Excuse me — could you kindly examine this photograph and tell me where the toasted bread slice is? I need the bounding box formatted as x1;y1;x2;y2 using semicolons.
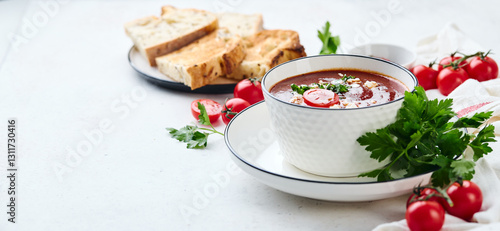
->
125;6;218;66
217;12;263;38
226;30;307;79
161;8;263;38
156;28;245;90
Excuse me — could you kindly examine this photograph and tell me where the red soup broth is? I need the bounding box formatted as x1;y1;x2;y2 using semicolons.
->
269;69;408;108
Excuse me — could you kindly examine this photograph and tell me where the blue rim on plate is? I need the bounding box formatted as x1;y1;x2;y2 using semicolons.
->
127;46;238;94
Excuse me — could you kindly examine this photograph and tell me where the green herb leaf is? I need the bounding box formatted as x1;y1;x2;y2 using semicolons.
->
167;125;198;142
326;83;350;94
341;75;355;82
357;86;496;187
453;111;493;128
318;21;341;55
166;102;224;149
469;124;496;161
291;82;350;95
450;159;476;180
197;102;211;126
290;84;311;95
186;131;209;149
431;166;453;187
357;129;400;162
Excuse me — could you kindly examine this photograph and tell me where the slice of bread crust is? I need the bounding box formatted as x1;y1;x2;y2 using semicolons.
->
161;7;263;39
216;12;263;38
226;30;306;80
156;28;245;90
125;6;218;66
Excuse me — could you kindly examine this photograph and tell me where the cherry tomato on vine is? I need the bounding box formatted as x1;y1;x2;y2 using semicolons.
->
303;89;339;108
221;98;251;124
234;78;264;105
443;180;483;221
438;55;467;71
406;188;443;208
436;66;469;96
191;99;222;123
411;65;439;90
465;56;499;82
406;201;445;231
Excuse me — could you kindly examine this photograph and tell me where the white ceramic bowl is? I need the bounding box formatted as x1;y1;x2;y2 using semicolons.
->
348;43;416;69
261;54;418;177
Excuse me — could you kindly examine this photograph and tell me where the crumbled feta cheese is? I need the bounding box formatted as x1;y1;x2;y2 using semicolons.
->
347;78;361;84
351;83;361;88
330;104;342;109
289;94;303;104
345;102;359;108
364;81;379;89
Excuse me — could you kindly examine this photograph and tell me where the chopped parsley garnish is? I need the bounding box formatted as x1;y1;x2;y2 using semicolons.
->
291;82;350;95
290;74;354;95
341;75;355;82
357;86;496;187
290;84;312;95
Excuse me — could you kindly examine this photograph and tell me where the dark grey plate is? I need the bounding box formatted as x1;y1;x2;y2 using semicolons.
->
128;46;238;94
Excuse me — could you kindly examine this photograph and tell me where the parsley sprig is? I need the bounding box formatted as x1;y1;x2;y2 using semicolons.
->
318;21;341;55
166;102;223;149
357;86;496;187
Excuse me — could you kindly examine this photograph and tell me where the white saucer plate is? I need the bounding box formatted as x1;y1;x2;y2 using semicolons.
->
224;101;432;202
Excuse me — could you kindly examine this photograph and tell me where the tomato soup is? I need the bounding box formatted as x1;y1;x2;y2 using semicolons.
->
269;69;407;108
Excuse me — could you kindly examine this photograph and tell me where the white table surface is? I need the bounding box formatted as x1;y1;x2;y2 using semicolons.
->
1;0;500;230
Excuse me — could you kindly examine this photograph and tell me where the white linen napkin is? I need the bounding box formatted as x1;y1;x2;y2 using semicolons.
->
413;23;484;67
373;24;500;231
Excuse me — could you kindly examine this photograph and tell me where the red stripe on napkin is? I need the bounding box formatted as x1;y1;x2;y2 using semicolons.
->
456;102;492;118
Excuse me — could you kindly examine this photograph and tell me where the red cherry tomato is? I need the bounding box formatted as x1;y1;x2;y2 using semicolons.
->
221;98;251;124
411;65;439;90
406;201;445;231
438;56;467;71
443;180;483;221
465;56;499;82
234;78;264;105
191;99;222;123
406;188;443;208
436;67;469;96
302;89;339;108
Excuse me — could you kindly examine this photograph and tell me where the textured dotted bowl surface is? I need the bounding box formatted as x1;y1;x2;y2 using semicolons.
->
261;54;418;177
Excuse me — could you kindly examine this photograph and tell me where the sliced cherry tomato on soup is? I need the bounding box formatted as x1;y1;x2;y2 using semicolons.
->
465;55;499;82
436;66;469;96
406;201;445;231
443;180;483;221
191;99;222;123
303;89;339;108
234;78;264;105
221;98;251;124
